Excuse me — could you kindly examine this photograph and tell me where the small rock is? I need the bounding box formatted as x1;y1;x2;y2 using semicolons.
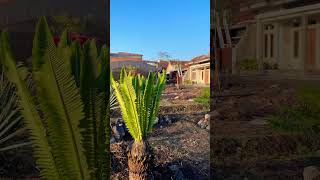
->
112;126;120;140
206;125;210;130
116;120;126;138
211;110;220;118
169;164;179;172
174;169;185;180
174;96;179;99
154;117;159;124
110;137;116;144
165;116;171;124
304;166;320;180
200;123;207;129
197;120;204;126
205;114;210;121
270;84;279;88
188;99;194;102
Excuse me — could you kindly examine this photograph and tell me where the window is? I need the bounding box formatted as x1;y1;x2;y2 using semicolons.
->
270;34;274;58
191;71;196;81
293;31;299;58
201;71;204;80
264;34;268;58
264;25;275;59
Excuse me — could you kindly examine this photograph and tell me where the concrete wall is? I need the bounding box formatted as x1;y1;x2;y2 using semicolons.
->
235;23;257;63
278;23;303;71
185;63;210;85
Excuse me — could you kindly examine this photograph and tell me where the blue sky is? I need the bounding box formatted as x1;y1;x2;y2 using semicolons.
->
110;0;209;61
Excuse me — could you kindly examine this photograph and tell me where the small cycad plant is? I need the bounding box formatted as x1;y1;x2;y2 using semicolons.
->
111;68;166;180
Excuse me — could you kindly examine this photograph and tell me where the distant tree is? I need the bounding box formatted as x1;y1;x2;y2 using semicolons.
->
158;51;171;61
50;14;96;35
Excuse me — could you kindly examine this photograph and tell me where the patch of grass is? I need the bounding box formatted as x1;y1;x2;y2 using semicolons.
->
267;86;320;135
184;80;192;85
195;87;210;106
237;58;258;71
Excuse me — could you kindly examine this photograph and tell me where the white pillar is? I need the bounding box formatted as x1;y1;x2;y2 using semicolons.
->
301;15;308;72
256;19;263;70
317;24;320;69
274;22;280;64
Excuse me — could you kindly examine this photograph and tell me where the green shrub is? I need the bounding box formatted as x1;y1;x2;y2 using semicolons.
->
262;61;273;70
238;58;258;70
184;80;192;85
195;87;210;105
267;86;320;135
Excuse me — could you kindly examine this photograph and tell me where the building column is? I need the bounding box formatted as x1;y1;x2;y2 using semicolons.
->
256;18;263;70
317;24;320;69
301;15;308;72
274;22;280;64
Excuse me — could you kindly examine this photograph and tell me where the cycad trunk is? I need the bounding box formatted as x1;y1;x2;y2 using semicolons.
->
127;140;153;180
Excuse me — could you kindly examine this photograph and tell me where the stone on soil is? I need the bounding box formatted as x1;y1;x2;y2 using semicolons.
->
304;166;320;180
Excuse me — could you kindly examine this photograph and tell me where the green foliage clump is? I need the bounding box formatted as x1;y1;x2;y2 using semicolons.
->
51;14;96;35
268;86;320;135
184;80;192;85
111;68;166;141
0;67;30;152
0;17;110;179
195;87;210;105
238;58;258;71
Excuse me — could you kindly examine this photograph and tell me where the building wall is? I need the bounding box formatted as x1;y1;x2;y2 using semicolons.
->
235;23;257;63
234;2;320;73
185;63;210;85
110;53;143;62
111;56;142;62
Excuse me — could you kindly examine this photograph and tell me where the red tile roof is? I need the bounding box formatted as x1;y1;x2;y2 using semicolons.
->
169;60;188;65
115;52;142;56
191;55;210;63
159;60;169;69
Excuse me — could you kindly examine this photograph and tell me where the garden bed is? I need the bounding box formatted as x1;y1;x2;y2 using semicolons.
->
211;77;320;179
111;86;210;179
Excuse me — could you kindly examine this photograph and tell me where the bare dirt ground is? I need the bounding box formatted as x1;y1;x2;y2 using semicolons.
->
111;85;210;180
211;76;320;180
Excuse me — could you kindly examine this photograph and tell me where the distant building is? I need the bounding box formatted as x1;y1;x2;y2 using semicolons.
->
227;0;320;73
110;52;143;62
110;52;159;79
166;60;188;73
158;60;169;70
184;55;210;85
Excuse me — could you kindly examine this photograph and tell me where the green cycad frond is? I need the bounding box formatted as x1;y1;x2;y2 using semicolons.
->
0;31;61;179
67;37;110;179
69;41;82;87
1;17;111;180
0;66;30;152
111;68;166;141
32;17;90;179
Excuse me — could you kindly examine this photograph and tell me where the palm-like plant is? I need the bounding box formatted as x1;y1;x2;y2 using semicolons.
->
111;68;166;180
0;66;31;152
0;17;110;179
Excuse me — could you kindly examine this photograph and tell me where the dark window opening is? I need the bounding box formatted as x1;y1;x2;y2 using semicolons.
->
294;31;299;58
264;34;268;58
270;34;274;58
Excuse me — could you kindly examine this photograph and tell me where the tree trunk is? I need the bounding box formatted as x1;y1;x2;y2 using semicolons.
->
127;140;154;180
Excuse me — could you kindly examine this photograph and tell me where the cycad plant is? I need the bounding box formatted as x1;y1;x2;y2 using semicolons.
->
0;17;110;179
0;66;30;152
111;68;166;180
